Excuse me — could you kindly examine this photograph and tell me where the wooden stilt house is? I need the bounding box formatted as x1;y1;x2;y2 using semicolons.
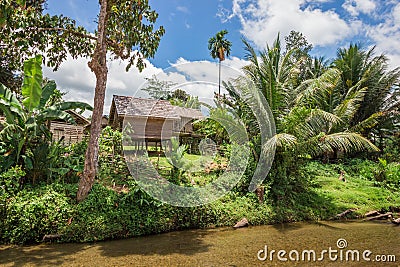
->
108;95;203;152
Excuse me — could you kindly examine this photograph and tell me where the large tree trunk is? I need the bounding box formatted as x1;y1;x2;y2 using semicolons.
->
77;0;109;202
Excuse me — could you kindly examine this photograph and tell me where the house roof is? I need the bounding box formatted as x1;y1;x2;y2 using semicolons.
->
173;106;204;119
111;95;203;120
65;110;91;126
1;111;89;126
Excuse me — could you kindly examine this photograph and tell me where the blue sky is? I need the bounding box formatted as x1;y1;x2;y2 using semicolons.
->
46;0;246;68
43;0;400;113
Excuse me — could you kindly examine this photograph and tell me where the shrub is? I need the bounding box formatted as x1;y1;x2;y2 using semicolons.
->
1;186;73;244
49;141;87;184
0;166;26;197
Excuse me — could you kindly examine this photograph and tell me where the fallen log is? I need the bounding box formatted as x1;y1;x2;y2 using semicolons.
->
42;234;62;242
332;208;358;219
365;210;380;217
389;215;400;225
233;218;249;228
365;212;392;221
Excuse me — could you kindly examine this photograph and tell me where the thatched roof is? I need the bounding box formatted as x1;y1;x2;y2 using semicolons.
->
0;112;89;126
110;95;203;120
111;95;180;119
66;110;91;126
173;106;204;119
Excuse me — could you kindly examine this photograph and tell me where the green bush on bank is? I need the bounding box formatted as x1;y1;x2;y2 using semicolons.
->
0;181;276;244
60;185;274;243
1;185;74;244
1;159;400;245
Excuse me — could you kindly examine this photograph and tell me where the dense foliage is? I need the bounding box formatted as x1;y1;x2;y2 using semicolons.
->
1;159;399;244
0;55;92;184
222;34;399;203
0;25;399;244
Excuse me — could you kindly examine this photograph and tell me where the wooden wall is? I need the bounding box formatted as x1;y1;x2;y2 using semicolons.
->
50;122;86;145
124;116;175;140
173;117;195;133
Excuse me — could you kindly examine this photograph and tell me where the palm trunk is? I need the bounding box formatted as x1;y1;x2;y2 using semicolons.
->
218;59;221;96
77;0;109;202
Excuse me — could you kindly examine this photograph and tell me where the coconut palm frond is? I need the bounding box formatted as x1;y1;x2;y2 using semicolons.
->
242;36;295;117
305;109;343;135
334;87;367;121
298;133;333;157
350;112;383;133
295;68;341;107
323;132;379;154
283;107;342;139
269;133;297;149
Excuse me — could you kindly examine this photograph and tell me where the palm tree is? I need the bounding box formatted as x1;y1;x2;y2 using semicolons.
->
208;30;232;96
242;36;296;124
333;44;400;135
223;37;379;198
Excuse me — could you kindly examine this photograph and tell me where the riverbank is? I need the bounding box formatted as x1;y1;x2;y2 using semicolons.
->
1;160;399;245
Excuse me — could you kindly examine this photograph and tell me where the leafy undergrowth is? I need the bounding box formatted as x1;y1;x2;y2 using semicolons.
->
1;160;399;245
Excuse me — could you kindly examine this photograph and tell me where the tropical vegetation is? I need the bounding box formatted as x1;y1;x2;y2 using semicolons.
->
0;55;92;184
0;0;399;246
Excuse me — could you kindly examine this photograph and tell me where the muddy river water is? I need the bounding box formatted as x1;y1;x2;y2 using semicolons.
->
0;220;399;266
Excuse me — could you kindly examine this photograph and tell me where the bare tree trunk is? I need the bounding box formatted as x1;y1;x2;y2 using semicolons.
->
77;0;109;202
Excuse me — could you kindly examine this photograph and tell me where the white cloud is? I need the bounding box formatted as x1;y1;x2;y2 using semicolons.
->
226;0;356;49
342;0;376;17
162;57;248;105
305;0;333;2
43;54;162;115
177;6;190;14
365;3;400;69
43;55;249;116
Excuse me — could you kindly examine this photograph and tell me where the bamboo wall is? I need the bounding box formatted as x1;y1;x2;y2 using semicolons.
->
124;116;174;140
50;122;86;145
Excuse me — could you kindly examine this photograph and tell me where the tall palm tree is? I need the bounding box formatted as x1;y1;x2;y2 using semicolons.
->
208;30;232;96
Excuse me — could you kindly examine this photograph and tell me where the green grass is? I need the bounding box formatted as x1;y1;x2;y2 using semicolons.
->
314;172;400;215
139;157;400;218
149;154;227;185
306;160;400;216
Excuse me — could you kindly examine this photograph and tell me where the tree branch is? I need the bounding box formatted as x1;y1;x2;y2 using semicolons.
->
35;27;97;41
35;27;127;57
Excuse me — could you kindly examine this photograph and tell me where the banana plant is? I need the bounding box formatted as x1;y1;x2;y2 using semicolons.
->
0;55;92;174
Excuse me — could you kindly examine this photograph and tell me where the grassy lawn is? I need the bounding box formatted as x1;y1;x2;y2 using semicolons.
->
315;175;400;215
306;161;400;216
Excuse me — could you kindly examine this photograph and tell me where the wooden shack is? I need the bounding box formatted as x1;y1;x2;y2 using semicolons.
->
109;95;179;141
49;110;91;145
173;106;203;134
108;95;203;151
